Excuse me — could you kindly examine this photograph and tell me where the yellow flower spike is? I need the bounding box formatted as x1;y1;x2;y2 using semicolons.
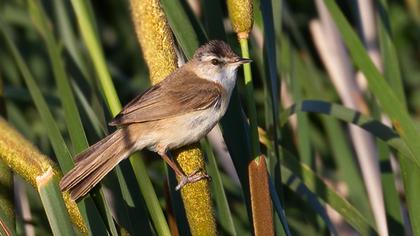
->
0;118;87;235
227;0;254;39
173;144;216;236
130;0;177;84
130;0;216;235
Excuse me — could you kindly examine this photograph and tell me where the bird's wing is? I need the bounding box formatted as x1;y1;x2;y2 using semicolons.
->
109;70;225;126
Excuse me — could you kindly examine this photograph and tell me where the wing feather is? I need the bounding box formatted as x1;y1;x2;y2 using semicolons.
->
109;70;225;126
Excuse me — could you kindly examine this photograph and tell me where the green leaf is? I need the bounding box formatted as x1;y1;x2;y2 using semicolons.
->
280;175;337;235
268;178;292;236
288;27;381;231
160;0;201;59
69;1;168;234
376;0;411;233
202;0;226;40
37;170;75;236
204;141;237;236
288;49;312;170
281;100;412;159
280;99;420;234
71;81;106;137
28;0;88;155
280;99;420;233
281;152;377;234
166;166;191;236
53;0;89;80
1;18;74;173
70;0;121;115
261;0;281;139
239;39;261;159
323;0;420;164
321;115;373;220
1;18;115;236
291;43;374;222
130;156;171;236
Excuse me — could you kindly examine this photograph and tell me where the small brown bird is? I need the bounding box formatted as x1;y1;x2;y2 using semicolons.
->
60;40;251;200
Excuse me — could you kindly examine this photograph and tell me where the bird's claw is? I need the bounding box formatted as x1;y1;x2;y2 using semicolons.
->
175;169;211;190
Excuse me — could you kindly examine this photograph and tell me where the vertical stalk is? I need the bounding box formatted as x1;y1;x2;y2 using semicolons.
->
70;0;121;114
227;0;260;158
239;39;261;158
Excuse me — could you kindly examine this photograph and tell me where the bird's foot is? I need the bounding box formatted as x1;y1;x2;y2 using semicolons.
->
175;169;211;190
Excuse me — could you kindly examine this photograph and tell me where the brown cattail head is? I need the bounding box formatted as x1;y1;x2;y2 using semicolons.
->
248;155;274;236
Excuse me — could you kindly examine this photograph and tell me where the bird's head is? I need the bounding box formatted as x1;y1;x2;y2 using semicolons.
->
189;40;251;89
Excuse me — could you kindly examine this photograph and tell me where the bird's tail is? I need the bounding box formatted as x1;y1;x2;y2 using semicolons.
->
60;129;135;200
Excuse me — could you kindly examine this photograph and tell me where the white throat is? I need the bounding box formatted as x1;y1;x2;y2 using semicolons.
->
194;66;238;98
213;69;237;96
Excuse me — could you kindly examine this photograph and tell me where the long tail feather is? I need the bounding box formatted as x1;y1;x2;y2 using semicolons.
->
60;129;134;200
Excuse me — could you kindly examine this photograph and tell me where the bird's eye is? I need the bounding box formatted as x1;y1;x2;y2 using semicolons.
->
211;59;220;65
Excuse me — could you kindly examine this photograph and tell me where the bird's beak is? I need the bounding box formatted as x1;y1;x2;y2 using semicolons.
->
231;57;253;65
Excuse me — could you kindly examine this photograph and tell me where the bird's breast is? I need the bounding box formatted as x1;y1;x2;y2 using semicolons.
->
146;104;226;152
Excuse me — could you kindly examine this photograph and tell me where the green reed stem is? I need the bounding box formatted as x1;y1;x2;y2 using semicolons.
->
239;38;260;159
70;0;121;115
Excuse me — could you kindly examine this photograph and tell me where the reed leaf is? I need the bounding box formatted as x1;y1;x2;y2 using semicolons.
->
204;141;237;236
377;0;414;233
28;0;88;154
291;42;374;221
281;100;412;159
281;152;377;234
70;0;121;114
323;0;420;164
160;0;201;59
0;20;108;235
260;0;281;160
37;168;76;236
70;1;166;234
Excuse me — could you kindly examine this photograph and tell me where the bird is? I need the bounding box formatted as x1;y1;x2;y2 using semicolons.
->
60;40;252;200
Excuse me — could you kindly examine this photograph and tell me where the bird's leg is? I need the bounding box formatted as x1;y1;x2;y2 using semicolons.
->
158;150;211;190
158;151;185;177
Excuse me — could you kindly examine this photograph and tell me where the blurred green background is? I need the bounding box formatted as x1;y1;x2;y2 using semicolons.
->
1;0;420;235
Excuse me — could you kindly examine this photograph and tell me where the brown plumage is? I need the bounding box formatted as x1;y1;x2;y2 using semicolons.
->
60;74;224;200
60;128;132;199
59;40;251;200
109;69;225;126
